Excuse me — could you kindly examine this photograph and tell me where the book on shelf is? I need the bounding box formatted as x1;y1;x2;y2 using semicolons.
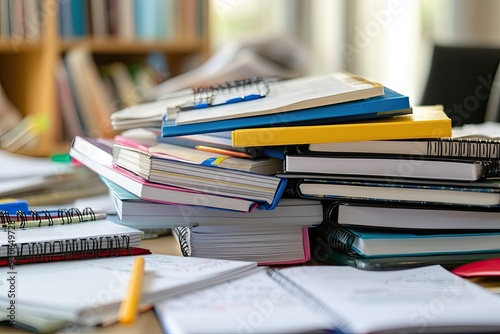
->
324;201;500;230
309;227;500;271
316;221;500;258
111;142;285;207
69;136;267;212
306;135;500;159
284;146;500;181
173;225;312;265
0;82;23;139
0;254;258;327
284;177;500;208
55;59;85;140
104;177;323;229
231;105;452;147
160;87;411;137
155;265;500;334
64;47;115;138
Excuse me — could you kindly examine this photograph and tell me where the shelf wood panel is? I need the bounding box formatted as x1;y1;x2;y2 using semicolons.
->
58;38;205;54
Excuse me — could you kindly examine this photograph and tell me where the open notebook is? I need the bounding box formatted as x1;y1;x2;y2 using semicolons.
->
156;265;500;334
0;254;257;328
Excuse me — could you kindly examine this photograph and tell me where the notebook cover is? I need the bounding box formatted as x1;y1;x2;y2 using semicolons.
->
161;88;410;137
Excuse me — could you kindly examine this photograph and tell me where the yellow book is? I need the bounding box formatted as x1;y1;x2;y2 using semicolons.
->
231;105;451;147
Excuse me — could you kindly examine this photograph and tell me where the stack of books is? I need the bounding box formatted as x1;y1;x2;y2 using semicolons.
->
272;103;500;270
70;71;421;265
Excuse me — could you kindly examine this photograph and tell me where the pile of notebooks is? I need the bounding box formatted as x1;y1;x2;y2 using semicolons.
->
71;70;500;270
70;71;417;265
276;108;500;269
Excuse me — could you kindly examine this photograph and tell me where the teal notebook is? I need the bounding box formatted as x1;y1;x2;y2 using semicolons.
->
309;227;500;270
317;223;500;257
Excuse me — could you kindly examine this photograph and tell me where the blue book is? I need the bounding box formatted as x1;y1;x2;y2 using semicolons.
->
318;223;500;258
134;0;159;39
70;0;87;37
161;88;410;137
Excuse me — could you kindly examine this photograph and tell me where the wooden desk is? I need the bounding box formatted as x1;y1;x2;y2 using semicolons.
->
0;235;182;334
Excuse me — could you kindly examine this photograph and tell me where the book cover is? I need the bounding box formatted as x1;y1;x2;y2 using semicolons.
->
284;147;500;181
161;87;410;137
105;177;323;228
232;105;451;147
324;201;500;230
285;177;500;208
309;226;500;270
167;72;385;125
316;222;500;257
306;136;500;160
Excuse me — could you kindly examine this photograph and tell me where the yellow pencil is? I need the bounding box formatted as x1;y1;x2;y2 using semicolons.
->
118;256;145;324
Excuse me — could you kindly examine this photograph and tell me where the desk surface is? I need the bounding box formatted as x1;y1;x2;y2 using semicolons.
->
0;235;182;334
3;235;500;334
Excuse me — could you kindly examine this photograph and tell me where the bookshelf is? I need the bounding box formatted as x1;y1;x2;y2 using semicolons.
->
0;0;210;157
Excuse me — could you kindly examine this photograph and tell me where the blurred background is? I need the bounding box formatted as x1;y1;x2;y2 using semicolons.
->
209;0;500;105
1;0;500;157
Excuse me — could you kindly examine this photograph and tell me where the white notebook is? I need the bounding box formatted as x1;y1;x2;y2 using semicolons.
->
0;254;257;326
156;265;500;334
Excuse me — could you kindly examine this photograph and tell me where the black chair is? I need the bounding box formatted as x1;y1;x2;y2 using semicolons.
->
420;45;500;126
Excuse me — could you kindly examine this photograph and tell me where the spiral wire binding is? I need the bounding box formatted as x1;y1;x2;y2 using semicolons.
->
267;268;352;333
192;77;270;107
481;159;500;178
2;207;97;228
0;207;130;264
173;226;191;256
316;204;358;257
428;138;500;159
3;235;131;264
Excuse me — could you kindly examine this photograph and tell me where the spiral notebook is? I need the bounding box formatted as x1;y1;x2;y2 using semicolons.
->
110;77;270;131
0;208;144;261
166;77;270;113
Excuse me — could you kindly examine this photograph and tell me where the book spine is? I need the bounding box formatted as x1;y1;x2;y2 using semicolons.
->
428;138;500;159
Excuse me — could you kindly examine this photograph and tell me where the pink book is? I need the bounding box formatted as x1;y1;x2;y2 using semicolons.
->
69;136;258;212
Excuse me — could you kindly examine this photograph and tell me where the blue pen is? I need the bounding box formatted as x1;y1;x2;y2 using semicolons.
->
0;199;29;215
180;77;270;111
